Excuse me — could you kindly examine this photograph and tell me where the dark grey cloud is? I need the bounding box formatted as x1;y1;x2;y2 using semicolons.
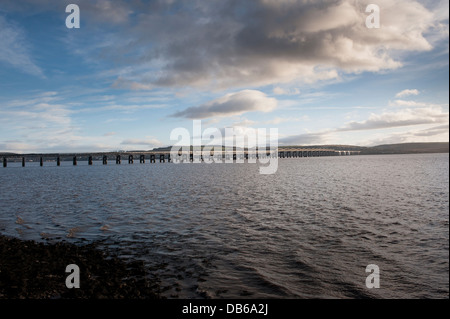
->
5;0;440;90
107;0;441;89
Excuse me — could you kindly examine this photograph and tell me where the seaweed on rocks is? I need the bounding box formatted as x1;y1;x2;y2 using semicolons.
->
0;235;161;299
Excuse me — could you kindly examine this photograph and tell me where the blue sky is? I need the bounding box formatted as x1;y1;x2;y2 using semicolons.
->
0;0;448;153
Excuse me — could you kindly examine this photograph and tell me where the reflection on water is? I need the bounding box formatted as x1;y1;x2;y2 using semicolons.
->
0;153;448;298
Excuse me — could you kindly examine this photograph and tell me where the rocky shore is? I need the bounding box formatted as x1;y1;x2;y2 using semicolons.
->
0;235;161;299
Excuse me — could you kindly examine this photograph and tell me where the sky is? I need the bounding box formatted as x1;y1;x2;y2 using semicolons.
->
0;0;448;153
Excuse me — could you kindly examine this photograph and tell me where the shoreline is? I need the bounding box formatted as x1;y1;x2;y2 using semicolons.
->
0;235;161;299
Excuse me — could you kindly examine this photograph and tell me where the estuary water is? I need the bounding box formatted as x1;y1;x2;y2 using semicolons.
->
0;153;448;298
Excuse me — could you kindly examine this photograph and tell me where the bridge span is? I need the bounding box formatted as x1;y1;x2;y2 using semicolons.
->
2;148;360;167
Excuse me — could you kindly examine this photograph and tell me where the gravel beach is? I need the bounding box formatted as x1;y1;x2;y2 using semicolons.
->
0;235;161;299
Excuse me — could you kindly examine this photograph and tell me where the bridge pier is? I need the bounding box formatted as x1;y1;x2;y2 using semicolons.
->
150;154;156;163
189;153;194;162
160;154;165;163
40;157;44;166
73;156;77;166
140;155;145;164
22;157;25;167
88;156;93;165
3;158;6;168
103;155;108;165
116;155;121;164
129;155;133;164
57;156;61;166
168;154;171;163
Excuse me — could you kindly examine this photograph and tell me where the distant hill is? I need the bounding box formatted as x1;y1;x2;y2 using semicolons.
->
280;142;448;154
280;145;366;151
360;142;449;155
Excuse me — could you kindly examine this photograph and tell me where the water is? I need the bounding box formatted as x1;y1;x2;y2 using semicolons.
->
0;153;448;298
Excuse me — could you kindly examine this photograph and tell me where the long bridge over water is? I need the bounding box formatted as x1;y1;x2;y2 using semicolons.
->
2;148;360;167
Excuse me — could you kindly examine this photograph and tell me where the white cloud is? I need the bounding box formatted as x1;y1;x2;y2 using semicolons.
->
0;92;125;153
364;124;449;146
273;87;301;95
172;90;277;119
120;138;163;149
388;100;431;107
217;126;276;147
0;15;44;77
279;104;449;146
232;118;256;127
395;89;420;98
265;116;309;125
279;132;330;145
338;106;448;131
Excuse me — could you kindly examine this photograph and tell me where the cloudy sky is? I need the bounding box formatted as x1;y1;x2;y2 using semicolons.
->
0;0;448;153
